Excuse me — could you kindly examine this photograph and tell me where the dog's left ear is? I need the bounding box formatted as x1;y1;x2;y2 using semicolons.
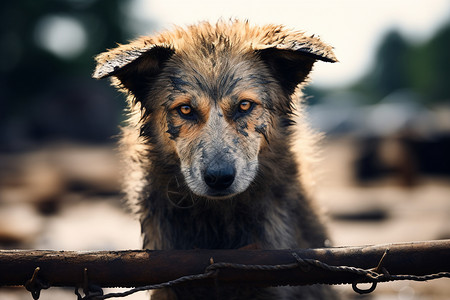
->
256;33;337;95
93;40;175;101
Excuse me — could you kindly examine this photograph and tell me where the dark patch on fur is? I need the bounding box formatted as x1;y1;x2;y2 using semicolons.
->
249;74;273;85
169;76;190;93
255;124;269;144
280;117;296;127
192;73;208;97
237;121;249;137
220;71;242;97
139;121;154;139
166;123;182;140
224;77;241;96
197;139;206;149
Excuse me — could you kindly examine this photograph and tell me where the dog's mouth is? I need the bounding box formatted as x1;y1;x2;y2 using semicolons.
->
180;155;258;201
181;164;246;200
202;189;239;200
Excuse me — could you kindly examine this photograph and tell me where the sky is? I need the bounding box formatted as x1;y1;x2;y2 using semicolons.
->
127;0;450;88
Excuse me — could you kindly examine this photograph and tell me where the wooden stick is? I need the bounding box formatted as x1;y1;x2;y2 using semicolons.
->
1;240;449;289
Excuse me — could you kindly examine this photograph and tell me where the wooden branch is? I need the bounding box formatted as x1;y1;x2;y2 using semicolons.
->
0;240;449;289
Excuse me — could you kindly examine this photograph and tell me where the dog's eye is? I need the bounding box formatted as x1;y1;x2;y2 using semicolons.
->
179;105;192;115
176;104;197;120
238;100;254;113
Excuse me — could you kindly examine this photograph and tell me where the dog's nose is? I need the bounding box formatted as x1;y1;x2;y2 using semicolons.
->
204;164;236;190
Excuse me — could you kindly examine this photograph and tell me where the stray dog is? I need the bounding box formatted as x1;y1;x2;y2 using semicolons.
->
94;20;337;299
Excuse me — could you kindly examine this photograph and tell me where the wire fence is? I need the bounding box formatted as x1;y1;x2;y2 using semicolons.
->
1;240;449;300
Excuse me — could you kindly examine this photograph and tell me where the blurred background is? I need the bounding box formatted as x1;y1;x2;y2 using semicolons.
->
0;0;449;299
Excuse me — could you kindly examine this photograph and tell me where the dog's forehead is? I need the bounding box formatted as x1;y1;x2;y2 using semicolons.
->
163;51;270;102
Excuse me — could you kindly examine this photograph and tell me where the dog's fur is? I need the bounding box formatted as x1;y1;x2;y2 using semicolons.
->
94;20;337;299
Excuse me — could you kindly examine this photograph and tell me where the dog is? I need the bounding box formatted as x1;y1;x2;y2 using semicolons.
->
94;20;338;299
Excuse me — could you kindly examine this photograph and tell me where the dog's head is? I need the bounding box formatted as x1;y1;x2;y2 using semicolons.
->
94;21;336;199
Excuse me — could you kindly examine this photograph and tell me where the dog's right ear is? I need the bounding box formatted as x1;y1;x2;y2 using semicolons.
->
254;28;337;95
93;41;175;100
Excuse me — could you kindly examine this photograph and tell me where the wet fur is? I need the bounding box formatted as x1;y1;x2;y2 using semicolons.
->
94;20;338;299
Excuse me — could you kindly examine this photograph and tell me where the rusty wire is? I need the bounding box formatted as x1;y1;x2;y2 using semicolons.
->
71;251;450;300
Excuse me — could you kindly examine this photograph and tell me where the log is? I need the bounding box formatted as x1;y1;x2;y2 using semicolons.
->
0;240;449;290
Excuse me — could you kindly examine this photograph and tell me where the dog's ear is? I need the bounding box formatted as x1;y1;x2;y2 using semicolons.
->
93;41;175;100
256;32;337;95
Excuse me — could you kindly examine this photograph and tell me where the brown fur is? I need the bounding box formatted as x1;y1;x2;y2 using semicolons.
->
94;20;338;299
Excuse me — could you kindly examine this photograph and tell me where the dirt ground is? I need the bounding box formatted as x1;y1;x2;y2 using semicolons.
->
0;138;448;300
315;138;450;300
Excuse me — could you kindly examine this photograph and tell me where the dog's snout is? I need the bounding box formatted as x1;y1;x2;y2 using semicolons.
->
204;163;236;190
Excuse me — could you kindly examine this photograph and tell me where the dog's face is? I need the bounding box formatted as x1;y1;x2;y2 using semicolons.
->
93;21;336;199
157;55;275;198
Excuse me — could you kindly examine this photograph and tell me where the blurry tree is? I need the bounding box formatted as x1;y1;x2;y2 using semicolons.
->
371;30;410;98
348;23;450;105
409;23;450;104
0;0;151;149
350;29;410;103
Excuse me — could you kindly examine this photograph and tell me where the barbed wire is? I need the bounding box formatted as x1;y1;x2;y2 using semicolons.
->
68;250;450;300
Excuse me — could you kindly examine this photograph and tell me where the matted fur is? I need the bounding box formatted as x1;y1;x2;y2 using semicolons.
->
94;20;338;299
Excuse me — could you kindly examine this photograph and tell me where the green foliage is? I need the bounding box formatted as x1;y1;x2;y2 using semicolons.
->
0;0;131;99
410;24;450;103
0;0;149;146
349;23;450;105
372;30;410;98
